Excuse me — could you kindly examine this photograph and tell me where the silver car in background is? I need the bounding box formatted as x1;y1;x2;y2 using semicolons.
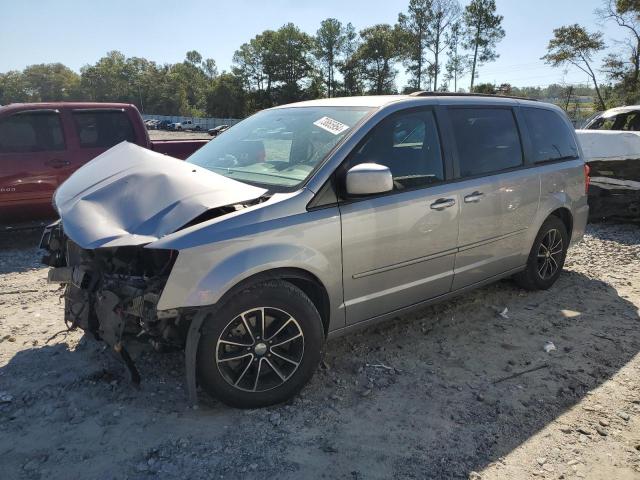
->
41;93;589;408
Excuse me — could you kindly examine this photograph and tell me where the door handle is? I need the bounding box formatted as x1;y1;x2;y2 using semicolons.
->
430;198;456;210
46;159;70;169
464;191;484;203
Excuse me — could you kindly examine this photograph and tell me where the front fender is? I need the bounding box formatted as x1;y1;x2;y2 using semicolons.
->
166;243;333;309
156;206;344;329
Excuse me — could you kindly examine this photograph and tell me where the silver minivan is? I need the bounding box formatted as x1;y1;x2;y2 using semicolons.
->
42;93;589;408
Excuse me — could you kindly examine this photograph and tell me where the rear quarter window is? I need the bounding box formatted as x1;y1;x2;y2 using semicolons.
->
523;108;579;163
72;110;136;149
449;108;523;178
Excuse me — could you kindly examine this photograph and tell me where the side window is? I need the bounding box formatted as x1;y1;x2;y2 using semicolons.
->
349;109;445;190
72;110;136;149
622;112;640;130
523;108;579;163
0;111;65;153
449;108;523;177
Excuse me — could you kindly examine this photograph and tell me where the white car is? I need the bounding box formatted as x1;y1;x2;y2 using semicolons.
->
169;120;202;131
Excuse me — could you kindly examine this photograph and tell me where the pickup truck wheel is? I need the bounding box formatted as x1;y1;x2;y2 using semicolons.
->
514;216;569;290
196;280;324;408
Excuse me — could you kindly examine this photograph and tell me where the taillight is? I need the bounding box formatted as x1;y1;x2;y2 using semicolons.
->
584;164;591;194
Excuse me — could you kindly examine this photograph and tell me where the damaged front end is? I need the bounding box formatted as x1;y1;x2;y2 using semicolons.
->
41;221;185;383
39;142;268;397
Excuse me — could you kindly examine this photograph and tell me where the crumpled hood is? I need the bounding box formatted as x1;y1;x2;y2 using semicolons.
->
55;142;267;249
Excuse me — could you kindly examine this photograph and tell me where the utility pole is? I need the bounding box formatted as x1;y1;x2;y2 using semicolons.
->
138;85;144;114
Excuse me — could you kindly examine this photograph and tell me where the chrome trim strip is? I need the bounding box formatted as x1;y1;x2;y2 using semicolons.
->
457;228;527;252
329;265;526;338
352;248;457;279
352;229;525;279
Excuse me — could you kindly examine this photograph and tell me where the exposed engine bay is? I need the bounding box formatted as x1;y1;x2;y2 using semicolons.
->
41;221;184;383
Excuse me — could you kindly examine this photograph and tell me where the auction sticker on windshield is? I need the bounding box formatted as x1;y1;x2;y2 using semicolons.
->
313;116;349;135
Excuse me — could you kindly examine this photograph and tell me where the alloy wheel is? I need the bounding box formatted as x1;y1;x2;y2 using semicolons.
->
536;228;563;280
215;307;304;392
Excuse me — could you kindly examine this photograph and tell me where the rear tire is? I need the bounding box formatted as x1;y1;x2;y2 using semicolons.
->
196;280;324;408
514;216;569;290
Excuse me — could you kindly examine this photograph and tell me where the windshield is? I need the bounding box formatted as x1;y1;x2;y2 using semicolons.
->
586;110;640;131
186;106;372;189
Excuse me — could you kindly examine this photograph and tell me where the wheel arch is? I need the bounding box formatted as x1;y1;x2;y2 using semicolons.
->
548;207;573;237
214;267;331;337
182;266;331;406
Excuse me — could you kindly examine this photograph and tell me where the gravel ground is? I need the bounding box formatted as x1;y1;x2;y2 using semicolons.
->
148;130;212;141
0;224;639;480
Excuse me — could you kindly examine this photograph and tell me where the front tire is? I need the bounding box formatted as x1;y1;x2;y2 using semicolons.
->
514;216;569;290
196;280;324;408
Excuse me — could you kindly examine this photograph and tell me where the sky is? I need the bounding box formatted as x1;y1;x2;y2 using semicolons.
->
0;0;627;89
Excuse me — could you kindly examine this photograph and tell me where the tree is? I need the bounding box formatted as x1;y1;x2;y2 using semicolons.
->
462;0;505;91
233;32;275;109
78;50;214;116
0;71;29;104
270;23;315;103
203;58;218;79
20;63;81;101
444;21;469;91
233;25;313;106
206;72;246;118
542;24;606;110
314;18;346;97
185;50;203;66
597;0;640;103
358;24;402;94
473;82;496;94
617;0;640;14
338;23;364;96
426;0;461;91
80;51;130;102
397;0;431;90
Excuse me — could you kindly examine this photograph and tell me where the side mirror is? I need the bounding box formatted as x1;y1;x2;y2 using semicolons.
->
345;163;393;196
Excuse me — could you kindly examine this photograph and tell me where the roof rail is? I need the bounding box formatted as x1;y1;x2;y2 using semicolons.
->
408;91;538;102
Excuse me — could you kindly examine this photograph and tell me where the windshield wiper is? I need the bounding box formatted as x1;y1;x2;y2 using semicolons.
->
206;166;301;182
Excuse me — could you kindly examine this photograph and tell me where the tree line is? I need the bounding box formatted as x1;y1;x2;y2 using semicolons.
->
0;0;507;117
3;0;638;118
542;0;640;110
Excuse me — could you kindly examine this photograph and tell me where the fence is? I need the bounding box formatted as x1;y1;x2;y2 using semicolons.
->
142;114;241;130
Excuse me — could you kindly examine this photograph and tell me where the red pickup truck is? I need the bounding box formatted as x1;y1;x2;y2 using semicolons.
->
0;102;209;223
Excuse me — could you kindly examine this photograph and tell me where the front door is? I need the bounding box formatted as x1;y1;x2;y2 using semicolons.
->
339;108;460;325
0;109;67;221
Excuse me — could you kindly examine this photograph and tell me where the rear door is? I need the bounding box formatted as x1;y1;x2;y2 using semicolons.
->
67;109;137;173
0;109;67;219
340;107;460;325
446;106;540;289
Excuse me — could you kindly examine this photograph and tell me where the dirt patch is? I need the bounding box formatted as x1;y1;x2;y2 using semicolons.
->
148;130;211;141
1;224;639;479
